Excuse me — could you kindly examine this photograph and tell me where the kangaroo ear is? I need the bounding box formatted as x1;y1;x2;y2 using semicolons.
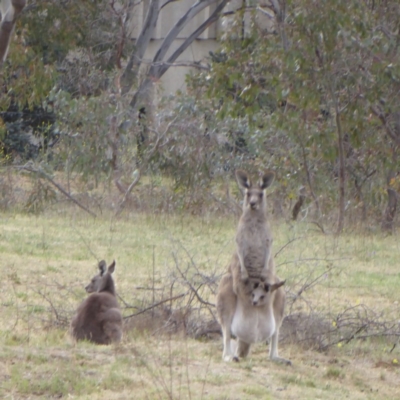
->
235;170;251;189
108;260;116;274
98;260;107;275
271;280;285;292
259;171;275;189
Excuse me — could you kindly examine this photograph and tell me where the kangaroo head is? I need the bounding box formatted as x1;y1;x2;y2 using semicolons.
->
235;170;275;211
85;260;106;293
85;260;115;293
239;278;285;306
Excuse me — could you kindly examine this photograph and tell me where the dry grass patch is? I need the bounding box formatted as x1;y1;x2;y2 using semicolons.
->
0;209;399;398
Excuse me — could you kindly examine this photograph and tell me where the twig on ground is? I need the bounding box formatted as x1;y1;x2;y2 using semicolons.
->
123;292;188;319
16;164;97;217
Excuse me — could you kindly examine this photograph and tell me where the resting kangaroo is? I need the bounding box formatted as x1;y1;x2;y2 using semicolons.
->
235;169;275;280
216;256;291;364
70;260;122;345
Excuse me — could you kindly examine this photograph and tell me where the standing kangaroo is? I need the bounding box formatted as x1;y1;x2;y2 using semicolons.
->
70;260;122;345
235;169;275;281
216;256;291;364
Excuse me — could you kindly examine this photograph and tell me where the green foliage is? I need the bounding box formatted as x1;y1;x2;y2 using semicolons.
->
186;0;400;222
0;0;134;167
44;84;144;195
21;0;119;66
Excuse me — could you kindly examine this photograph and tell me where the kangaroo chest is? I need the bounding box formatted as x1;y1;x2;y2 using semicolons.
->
236;221;272;272
231;301;276;344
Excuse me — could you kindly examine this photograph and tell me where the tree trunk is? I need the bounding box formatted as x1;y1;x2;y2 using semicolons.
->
0;0;27;66
333;98;346;234
296;131;320;218
381;188;397;233
120;0;160;94
292;187;306;221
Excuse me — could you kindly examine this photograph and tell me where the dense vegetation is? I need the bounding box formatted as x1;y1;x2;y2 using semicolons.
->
0;0;399;233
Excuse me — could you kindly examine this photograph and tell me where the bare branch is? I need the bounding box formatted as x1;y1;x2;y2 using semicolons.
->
115;169;141;216
17;164;97;217
154;0;229;78
121;0;160;94
123;292;188;319
152;0;216;65
130;0;229;109
172;252;216;308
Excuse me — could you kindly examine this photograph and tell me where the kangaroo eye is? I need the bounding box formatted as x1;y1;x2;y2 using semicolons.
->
259;193;263;198
260;296;265;300
253;282;259;289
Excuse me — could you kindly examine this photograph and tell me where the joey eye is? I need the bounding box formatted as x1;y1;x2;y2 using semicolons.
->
259;193;263;199
264;285;270;292
260;296;265;300
252;293;255;298
253;282;259;289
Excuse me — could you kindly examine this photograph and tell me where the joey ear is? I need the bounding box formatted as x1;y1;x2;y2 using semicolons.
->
98;260;107;275
108;260;116;274
271;280;285;292
235;170;251;189
259;171;275;190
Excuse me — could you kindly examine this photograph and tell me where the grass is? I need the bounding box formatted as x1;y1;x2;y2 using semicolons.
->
1;207;400;399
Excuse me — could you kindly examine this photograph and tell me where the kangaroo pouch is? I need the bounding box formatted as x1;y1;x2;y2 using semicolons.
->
231;303;276;344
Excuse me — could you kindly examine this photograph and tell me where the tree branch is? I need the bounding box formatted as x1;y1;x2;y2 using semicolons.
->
17;164;97;218
130;0;229;109
152;0;216;65
123;292;187;319
120;0;160;94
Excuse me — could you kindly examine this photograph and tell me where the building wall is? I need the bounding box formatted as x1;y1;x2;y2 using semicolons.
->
127;0;275;95
144;38;220;95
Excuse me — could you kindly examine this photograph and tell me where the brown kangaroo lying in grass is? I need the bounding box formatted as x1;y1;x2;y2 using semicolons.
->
70;260;122;345
216;256;291;364
235;169;275;281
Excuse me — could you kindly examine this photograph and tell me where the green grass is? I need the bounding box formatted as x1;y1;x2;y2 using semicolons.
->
0;208;400;399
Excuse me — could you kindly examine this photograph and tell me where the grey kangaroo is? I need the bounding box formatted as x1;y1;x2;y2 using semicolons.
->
235;169;275;281
70;260;122;345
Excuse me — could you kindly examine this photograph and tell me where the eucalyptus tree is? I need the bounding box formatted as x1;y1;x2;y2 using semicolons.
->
190;0;400;229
